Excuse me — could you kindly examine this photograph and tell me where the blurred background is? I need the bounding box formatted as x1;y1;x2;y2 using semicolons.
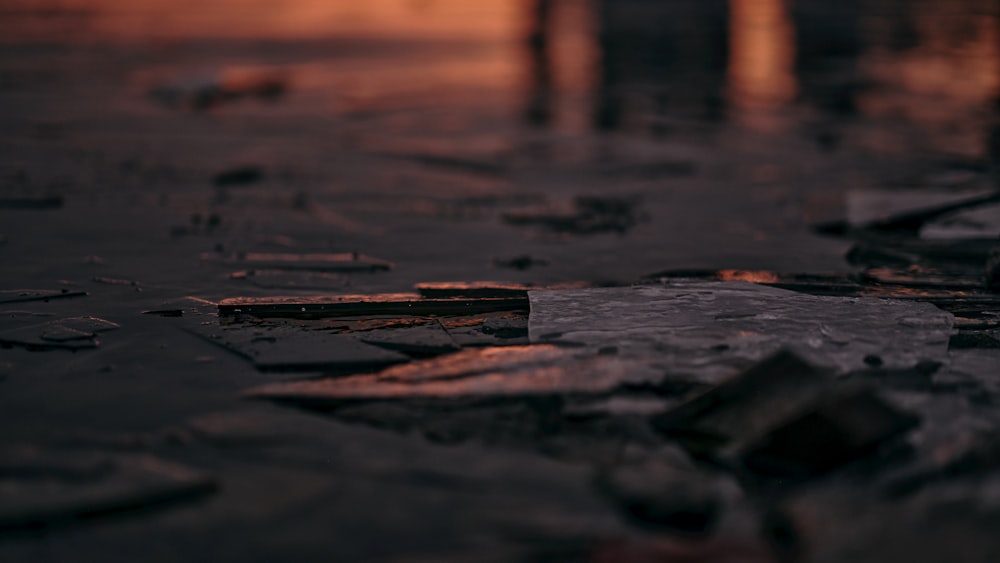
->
3;0;996;141
1;0;999;282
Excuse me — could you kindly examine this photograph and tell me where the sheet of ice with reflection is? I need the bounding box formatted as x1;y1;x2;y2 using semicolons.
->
248;345;661;401
529;282;953;383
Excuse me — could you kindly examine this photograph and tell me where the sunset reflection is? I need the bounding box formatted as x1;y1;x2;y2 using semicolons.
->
727;0;796;128
2;0;999;147
861;6;1000;123
1;0;519;42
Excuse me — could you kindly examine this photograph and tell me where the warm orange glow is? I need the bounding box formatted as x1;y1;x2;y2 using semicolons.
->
2;0;520;42
549;0;599;132
860;7;1000;124
727;0;797;128
716;270;781;284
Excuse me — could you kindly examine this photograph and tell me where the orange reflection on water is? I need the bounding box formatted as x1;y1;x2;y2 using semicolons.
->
716;270;780;283
2;0;520;42
727;0;796;129
860;5;1000;127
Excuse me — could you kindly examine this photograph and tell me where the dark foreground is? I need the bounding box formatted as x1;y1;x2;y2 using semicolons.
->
2;1;1000;561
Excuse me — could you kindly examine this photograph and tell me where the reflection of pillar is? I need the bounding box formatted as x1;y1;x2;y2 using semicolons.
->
591;0;729;133
991;1;1000;184
996;0;1000;113
592;0;622;132
727;0;796;119
524;0;552;127
790;0;863;115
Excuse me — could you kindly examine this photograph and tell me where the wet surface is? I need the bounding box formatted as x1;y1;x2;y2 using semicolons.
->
530;282;954;380
2;0;1000;561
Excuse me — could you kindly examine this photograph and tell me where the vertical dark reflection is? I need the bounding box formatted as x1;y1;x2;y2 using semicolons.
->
790;0;864;116
525;0;554;127
592;0;623;132
885;0;919;54
590;0;729;134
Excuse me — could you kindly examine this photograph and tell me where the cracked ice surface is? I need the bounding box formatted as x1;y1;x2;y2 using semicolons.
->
529;282;953;383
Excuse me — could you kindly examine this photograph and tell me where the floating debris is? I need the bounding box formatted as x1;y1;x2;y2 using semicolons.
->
921;203;1000;240
360;324;460;357
481;317;529;339
92;276;140;287
212;166;263;187
816;188;1000;235
440;312;532;347
0;195;63;210
846;238;998;273
141;309;184;317
202;251;393;273
218;293;529;319
504;196;644;235
0;289;87;305
0;448;215;533
492;255;550;270
858;267;984;290
0;316;119;351
186;322;409;373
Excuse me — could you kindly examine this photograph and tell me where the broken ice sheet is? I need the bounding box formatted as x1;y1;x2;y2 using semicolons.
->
653;351;919;478
359;323;459;357
0;315;119;351
920;202;1000;240
739;385;918;478
839;188;1000;233
440;312;531;347
859;267;984;290
212;165;263;187
186;321;409;373
652;351;834;457
0;289;87;305
529;282;954;382
247;345;660;403
218;294;529;319
0;448;215;533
